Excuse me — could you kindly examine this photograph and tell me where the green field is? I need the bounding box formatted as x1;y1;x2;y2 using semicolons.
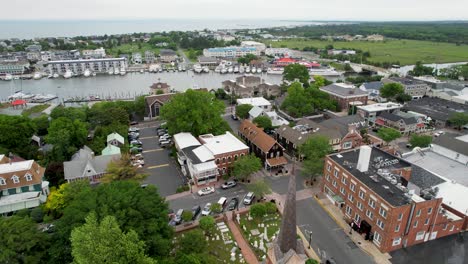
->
265;39;468;65
107;43;160;57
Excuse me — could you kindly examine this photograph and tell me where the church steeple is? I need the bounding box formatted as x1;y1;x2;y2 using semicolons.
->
277;172;297;253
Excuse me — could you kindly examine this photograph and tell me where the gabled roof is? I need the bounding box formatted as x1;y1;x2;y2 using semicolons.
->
150;82;170;90
249;106;264;118
145;93;175;107
239;120;282;153
64;149;120;181
320;84;368;97
173;133;201;150
107;132;124;145
378;111;418;125
101;145;121;156
319;115;367;137
361;81;384;90
0;160;44;190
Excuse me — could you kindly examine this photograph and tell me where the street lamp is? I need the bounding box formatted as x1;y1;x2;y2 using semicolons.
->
305;230;312;249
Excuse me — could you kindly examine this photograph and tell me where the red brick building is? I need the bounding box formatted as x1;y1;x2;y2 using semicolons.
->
321;146;466;253
320;84;368;111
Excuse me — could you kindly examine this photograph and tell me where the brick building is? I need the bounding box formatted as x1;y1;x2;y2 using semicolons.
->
382;77;430;100
322;146;466;253
320;84;368;111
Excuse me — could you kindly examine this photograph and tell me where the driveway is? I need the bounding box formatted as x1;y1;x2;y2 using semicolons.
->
137;123;185;197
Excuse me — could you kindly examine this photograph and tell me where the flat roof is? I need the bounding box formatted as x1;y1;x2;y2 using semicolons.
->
0;160;33;174
402;97;468;122
236;97;271;107
357;102;403;112
0;191;40;206
330;147;413;207
199;132;248;155
435;181;468;217
174;133;201;150
192;145;215;163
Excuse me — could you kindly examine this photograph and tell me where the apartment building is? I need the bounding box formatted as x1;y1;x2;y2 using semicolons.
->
322;146;466;253
45;58;127;75
203;46;260;58
382;77;430;100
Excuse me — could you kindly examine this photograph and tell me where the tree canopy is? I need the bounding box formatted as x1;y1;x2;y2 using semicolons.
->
71;213;155;264
377;127;401;144
380;83;405;99
231;154;262;181
247;179;272;199
448;112;468;129
409;61;435;76
253;115;273;131
283;64;310;86
235;104;253;119
46;117;88;162
299;135;332;181
281;82;314;117
161;89;230;136
409;135;432;148
102;154;147;183
0;115;37;156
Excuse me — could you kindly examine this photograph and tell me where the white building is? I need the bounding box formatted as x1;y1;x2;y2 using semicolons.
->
248;106;289;127
132;52;143;64
241;41;267;52
237;97;271;111
82;47;106;59
265;48;292;57
203;46;260;58
357;102;403;125
46;58;127;75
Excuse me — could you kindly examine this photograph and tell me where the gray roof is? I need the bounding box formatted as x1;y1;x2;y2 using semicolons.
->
64;147;121;180
160;49;176;56
388;77;426;86
362;81;384;90
408;165;446;190
433;133;468;156
444;91;459;97
319;115;367;137
379;111;418;125
320;84;368;97
276;118;342;146
198;56;218;63
402;97;468;122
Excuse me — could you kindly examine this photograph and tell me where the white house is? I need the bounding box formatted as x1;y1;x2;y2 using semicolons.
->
248;106;289;127
237;97;271;111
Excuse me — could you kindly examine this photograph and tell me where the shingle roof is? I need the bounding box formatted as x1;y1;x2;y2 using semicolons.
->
320;84;368;97
64;150;121;180
378;111;418;125
150;82;170;90
239;120;281;153
0;160;44;191
107;133;124;145
362;81;383;90
145;93;175;107
319;115;367;137
433;133;468;156
101;145;121;156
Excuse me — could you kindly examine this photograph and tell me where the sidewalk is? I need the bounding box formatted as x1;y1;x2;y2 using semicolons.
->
225;212;259;264
314;194;392;264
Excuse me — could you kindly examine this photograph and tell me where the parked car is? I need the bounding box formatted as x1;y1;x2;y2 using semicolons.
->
157;130;168;136
221;180;237;189
201;203;212;216
160;140;172;148
128;132;139;139
130;140;143;146
434;131;445;137
130;121;139;125
128;127;139;132
174;209;184;225
159;135;171;142
130;147;143;153
198;187;215;196
231;114;238;120
218;197;227;209
191;205;201;220
227;197;239;211
243;192;255;205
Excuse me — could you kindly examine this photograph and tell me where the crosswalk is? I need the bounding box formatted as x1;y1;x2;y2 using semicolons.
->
146;164;169;169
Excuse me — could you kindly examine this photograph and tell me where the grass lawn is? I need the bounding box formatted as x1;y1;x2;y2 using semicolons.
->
175;224;243;263
239;212;281;259
265;39;468;65
107;43;160;57
22;104;50;117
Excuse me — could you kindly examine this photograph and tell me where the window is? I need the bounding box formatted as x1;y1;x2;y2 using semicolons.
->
0;177;6;185
234;155;238;160
11;175;19;184
416;209;421;217
343;141;352;149
413;220;418;228
392;237;401;246
443;224;448;230
366;210;374;219
348;194;354;203
398;213;403;221
427;208;432;214
359;190;365;200
379;208;387;219
340;187;346;195
415;231;425;241
357;201;363;211
424;218;429;225
368;199;376;209
334;170;338;177
25;173;33;182
450;225;455;232
341;177;347;185
345;205;352;217
350;183;356;192
373;232;382;246
395;224;400;232
228;156;232;162
222;157;226;163
332;180;337;187
326;174;330;182
377;219;385;230
216;159;220;164
327;164;331;172
354;213;361;223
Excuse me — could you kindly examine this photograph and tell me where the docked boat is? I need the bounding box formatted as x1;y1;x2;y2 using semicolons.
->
92;72;96;77
234;66;239;73
108;68;114;75
193;64;203;73
4;74;13;81
83;69;91;77
251;67;257;74
214;65;222;73
120;68;126;76
267;68;284;75
114;68;120;75
178;65;182;72
239;66;244;73
221;67;228;74
309;68;342;77
53;73;59;78
228;67;233;73
245;67;251;73
63;70;73;79
202;66;210;73
33;72;42;80
139;69;144;74
182;65;186;72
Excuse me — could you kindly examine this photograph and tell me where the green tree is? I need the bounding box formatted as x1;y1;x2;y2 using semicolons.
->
283;64;310;86
380;83;404;99
231;154;262;181
299;135;332;182
235;104;253;119
199;216;216;236
177;229;207;255
88;102;129;127
50;106;87;122
448;112;468;129
181;211;194;223
210;203;222;214
253;115;273;130
0;115;36;155
409;61;435;76
281;82;313;117
395;93;412;103
161;89;230;136
102;154;148;183
46;117;88;161
247;179;272;199
71;213;155;264
409;134;432;148
377;127;401;145
0;216;49;263
33;114;50;136
237;54;257;64
250;203;266;219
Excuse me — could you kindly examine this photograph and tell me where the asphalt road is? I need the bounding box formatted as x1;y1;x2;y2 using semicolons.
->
137;124;185;197
297;198;374;264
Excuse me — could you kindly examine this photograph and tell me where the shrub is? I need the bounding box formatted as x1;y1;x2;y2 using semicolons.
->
30;207;44;223
250;203;266;218
264;202;277;214
199;216;216;236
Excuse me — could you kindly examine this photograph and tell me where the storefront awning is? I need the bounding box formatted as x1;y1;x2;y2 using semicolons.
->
375;119;385;126
266;156;288;167
332;195;344;204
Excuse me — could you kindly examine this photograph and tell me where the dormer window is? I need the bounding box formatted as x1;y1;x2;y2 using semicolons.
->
0;178;6;185
12;175;20;184
25;173;33;182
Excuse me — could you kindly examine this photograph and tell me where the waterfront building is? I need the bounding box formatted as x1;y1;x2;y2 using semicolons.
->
203;46;260;58
132;52;143;64
144;51;156;63
159;49;177;62
45;58;127;75
82;47;106;59
265;48;292;57
0;60;29;74
240;41;267;52
223;75;280;98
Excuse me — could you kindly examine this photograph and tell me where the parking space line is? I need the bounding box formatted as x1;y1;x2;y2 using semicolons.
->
140;136;158;140
147;164;169;169
142;149;163;153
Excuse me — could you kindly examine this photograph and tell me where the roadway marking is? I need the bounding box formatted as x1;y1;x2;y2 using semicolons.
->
140;136;158;140
147;164;169;169
142;149;163;153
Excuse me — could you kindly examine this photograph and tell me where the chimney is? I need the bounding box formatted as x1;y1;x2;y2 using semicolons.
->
357;146;372;172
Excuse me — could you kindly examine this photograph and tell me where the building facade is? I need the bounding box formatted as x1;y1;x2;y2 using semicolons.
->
382;77;430;100
145;93;174;119
320;84;368;111
46;58;127;75
357;102;403;126
159;49;177;62
223;75;281;98
203;46;261;58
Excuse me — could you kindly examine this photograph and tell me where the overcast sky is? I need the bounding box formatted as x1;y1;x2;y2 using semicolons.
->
3;0;468;21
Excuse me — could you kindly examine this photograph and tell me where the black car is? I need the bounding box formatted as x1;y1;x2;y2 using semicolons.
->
130;121;139;125
191;205;201;220
231;114;238;120
227;198;239;211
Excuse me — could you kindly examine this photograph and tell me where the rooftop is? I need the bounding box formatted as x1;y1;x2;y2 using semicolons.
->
435;181;468;217
320;84;368;97
236;97;271;107
46;58;126;64
192;145;215;163
0;160;34;174
330;147;413;207
199;131;248;155
0;191;40;206
388;77;426;86
357;102;403;113
248;106;264;118
378;111;418;125
361;81;384;91
433;133;468;156
173;133;201;150
402;97;468;122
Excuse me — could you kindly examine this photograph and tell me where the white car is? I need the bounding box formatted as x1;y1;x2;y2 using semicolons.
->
197;187;215;196
201;203;212;216
434;131;445;137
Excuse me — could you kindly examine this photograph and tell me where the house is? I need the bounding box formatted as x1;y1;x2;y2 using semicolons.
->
63;146;120;184
319;115;367;149
322;146;466;253
357;102;403;126
82;47;106;59
223;75;281;98
366;34;384;41
382;77;430;100
240;41;266;52
25;44;42;52
149;82;171;95
26;52;41;61
0;157;50;214
237;97;271;111
238;120;287;169
431;133;468;166
144;51;156;63
198;56;219;67
401;97;468;127
248;106;289;127
159;49;177;62
265;48;292;57
0;60;29;75
320;83;368;111
359;81;385;102
102;145;121;156
145;93;175;119
107;132;124;147
375;112;425;135
132;52;143;64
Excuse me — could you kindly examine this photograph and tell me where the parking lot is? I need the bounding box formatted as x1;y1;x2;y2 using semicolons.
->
135;123;185;197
